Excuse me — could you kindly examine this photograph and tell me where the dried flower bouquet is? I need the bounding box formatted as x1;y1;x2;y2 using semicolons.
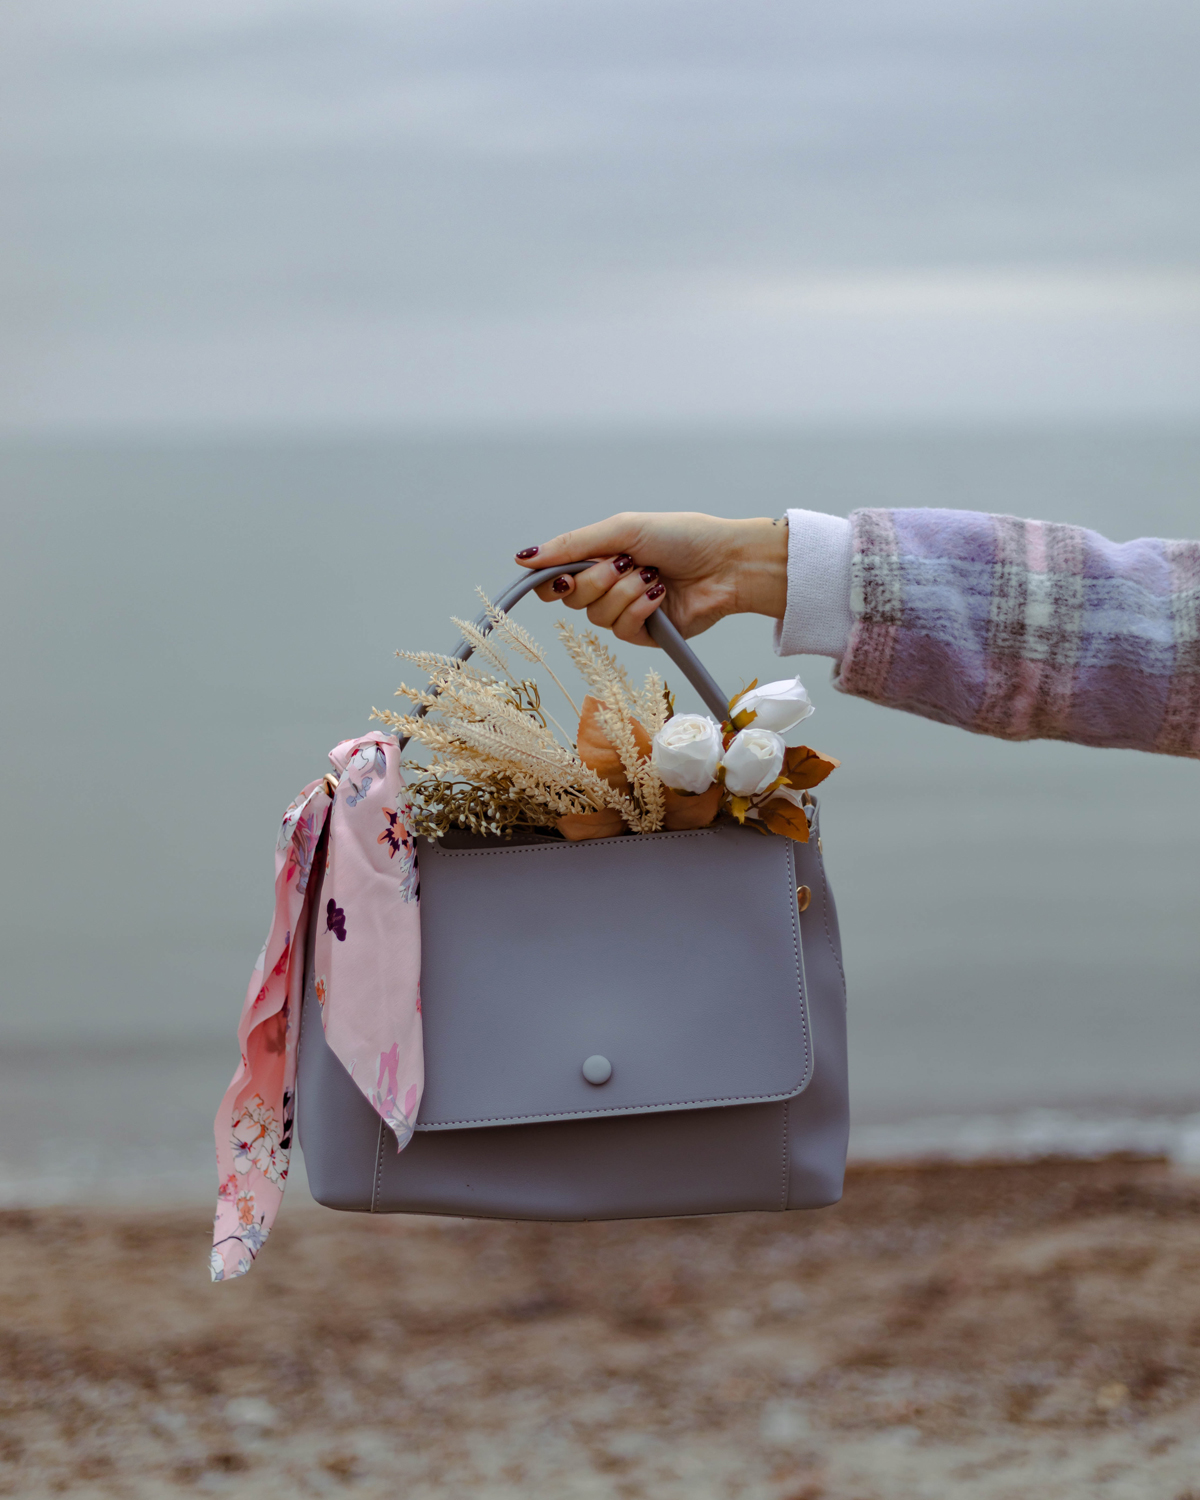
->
372;592;837;845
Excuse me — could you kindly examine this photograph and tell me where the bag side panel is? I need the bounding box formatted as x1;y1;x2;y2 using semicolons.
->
784;831;850;1210
295;865;379;1212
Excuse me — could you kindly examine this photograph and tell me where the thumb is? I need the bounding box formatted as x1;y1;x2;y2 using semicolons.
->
515;514;643;569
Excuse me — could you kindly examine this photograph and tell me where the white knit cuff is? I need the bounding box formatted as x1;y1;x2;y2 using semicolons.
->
772;509;854;661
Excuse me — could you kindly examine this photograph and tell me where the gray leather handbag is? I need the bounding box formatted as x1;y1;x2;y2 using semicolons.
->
296;563;849;1220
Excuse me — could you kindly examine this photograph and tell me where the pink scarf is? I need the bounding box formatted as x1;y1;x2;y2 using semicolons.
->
210;734;422;1281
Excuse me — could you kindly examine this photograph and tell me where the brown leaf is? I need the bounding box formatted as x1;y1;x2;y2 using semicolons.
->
782;745;839;790
662;782;723;830
575;694;652;794
761;800;810;843
556;808;627;841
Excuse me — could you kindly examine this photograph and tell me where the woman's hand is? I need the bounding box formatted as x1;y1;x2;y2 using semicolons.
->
514;512;788;646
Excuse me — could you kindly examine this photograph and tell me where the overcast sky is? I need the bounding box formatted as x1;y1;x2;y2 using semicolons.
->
3;0;1198;429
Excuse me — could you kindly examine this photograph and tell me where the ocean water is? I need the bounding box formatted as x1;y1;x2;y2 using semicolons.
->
1;425;1197;1203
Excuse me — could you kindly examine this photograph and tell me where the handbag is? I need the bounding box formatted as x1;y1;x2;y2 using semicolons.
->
296;561;849;1219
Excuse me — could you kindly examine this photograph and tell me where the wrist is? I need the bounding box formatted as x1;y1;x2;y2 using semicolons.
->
730;516;789;619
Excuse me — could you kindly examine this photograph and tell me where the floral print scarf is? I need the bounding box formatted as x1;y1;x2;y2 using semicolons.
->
211;734;422;1281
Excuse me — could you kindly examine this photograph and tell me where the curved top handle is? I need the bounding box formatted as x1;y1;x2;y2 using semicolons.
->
460;562;731;720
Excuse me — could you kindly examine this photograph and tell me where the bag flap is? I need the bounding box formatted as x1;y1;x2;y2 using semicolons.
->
414;824;811;1130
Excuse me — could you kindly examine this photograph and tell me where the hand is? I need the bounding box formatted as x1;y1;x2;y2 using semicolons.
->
514;512;788;646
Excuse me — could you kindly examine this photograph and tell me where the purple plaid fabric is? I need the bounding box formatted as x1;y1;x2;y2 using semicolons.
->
836;509;1200;758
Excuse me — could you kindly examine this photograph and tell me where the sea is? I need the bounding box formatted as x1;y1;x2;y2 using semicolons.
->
1;424;1198;1206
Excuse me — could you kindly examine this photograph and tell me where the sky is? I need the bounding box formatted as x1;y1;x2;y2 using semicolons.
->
2;0;1198;430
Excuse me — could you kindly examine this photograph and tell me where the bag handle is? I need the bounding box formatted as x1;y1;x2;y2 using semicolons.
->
460;562;732;720
461;573;823;830
399;567;822;834
397;562;733;754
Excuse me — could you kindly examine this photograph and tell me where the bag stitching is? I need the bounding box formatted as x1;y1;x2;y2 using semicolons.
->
371;1114;385;1212
417;1090;806;1128
416;835;813;1129
786;836;810;1088
814;845;847;1007
778;846;806;1213
429;828;716;859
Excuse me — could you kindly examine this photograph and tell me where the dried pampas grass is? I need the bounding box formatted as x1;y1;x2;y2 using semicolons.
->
372;595;671;840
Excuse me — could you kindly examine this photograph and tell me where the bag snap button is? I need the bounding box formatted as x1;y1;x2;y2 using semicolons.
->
582;1055;612;1085
796;885;812;912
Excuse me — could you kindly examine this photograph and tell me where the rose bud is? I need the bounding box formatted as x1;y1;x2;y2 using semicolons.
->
729;675;814;733
722;726;786;797
650;714;723;794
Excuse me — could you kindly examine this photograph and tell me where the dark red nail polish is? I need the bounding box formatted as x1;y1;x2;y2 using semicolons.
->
639;566;658;583
516;546;539;560
613;554;635;574
551;575;572;594
646;582;665;601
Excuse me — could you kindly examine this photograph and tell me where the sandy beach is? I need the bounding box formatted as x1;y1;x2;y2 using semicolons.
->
3;1157;1200;1499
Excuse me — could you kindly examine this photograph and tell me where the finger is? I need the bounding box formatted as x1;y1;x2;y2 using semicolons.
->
532;554;633;605
513;513;644;570
611;580;667;647
558;555;639;611
533;574;577;602
580;573;646;627
585;566;660;629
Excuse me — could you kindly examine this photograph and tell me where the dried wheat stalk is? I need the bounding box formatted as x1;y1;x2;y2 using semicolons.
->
373;599;671;838
477;589;581;718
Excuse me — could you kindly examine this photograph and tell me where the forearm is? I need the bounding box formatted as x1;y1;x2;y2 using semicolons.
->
775;506;1200;758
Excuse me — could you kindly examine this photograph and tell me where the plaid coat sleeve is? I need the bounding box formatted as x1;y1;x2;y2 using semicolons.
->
835;509;1200;758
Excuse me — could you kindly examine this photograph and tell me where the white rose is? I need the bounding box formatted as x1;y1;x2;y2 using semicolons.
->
729;675;814;733
722;726;786;797
651;714;723;794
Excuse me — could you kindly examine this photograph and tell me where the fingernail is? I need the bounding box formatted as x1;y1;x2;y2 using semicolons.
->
551;575;572;594
646;582;665;601
639;566;658;583
613;554;635;574
516;546;540;560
